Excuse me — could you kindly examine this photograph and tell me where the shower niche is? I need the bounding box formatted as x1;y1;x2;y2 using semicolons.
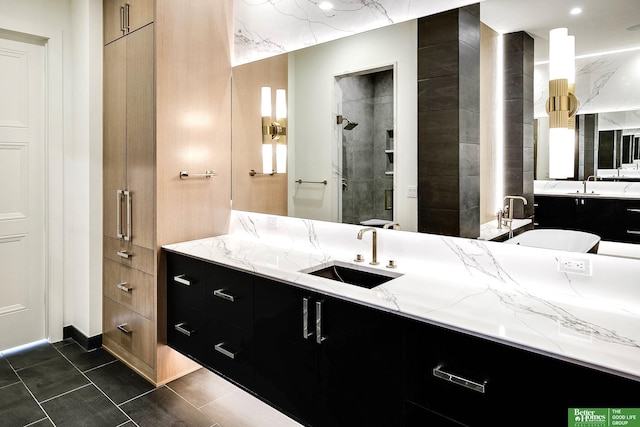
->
334;67;395;226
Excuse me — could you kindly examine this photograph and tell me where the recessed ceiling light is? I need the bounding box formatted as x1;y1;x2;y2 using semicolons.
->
570;7;582;15
318;1;334;10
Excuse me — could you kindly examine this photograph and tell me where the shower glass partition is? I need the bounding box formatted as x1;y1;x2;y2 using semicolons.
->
334;67;395;226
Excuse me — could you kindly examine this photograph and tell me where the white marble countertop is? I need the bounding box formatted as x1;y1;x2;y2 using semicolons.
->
535;180;640;199
164;210;640;383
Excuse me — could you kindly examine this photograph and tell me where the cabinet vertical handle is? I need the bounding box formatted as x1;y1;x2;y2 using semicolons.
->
119;6;125;33
124;190;132;241
432;365;486;394
174;322;194;337
117;282;132;292
124;3;130;31
302;297;313;339
116;190;124;239
315;301;326;344
173;274;191;286
214;343;237;360
117;323;132;334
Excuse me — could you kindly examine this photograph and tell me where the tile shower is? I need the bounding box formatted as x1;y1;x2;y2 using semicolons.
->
338;69;394;225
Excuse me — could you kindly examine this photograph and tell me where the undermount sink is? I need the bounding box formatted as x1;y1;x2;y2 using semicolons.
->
301;261;402;289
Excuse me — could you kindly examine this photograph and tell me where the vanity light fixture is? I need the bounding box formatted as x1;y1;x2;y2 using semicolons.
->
260;87;288;175
546;28;580;179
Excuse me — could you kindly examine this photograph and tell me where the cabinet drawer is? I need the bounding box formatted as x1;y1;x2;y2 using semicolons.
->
405;321;545;426
207;266;254;333
167;301;206;362
203;317;253;389
103;297;155;369
104;236;154;275
103;258;154;320
167;253;208;311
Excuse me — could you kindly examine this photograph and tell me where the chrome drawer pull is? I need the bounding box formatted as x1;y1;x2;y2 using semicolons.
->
173;274;191;286
117;282;132;292
124;190;132;241
626;230;640;235
213;289;235;302
303;298;313;339
214;342;237;360
117;323;132;334
117;250;131;259
627;208;640;213
174;322;194;337
433;366;486;394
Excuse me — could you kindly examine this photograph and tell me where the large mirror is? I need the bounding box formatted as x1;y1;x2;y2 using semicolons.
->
231;0;640;232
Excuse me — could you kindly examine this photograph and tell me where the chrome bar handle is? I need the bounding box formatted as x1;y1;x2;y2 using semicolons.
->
119;6;125;34
116;250;131;259
124;190;131;241
117;282;132;292
124;3;130;31
214;343;237;360
213;289;235;302
173;274;191;286
117;323;132;334
627;208;640;213
174;322;194;337
179;171;217;179
315;300;326;344
433;366;486;394
116;190;124;239
302;297;313;339
626;230;640;235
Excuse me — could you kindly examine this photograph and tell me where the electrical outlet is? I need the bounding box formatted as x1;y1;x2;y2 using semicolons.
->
558;257;591;275
267;216;278;228
407;185;417;198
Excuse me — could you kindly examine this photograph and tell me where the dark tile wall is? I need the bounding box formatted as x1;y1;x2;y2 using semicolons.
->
599;130;616;169
576;114;599;178
503;31;534;219
417;4;480;238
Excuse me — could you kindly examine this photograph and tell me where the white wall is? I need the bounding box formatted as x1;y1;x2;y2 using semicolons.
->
289;20;418;231
0;0;102;341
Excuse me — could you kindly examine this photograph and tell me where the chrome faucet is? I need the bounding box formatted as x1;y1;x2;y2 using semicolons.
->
382;222;401;230
357;227;379;265
584;175;599;193
502;196;528;238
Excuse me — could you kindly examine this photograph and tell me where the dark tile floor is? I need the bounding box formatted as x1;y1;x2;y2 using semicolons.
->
0;339;301;427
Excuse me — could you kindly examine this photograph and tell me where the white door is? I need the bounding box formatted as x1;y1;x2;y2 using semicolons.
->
0;34;46;351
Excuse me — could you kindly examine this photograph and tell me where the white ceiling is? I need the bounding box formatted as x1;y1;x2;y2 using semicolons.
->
480;0;640;61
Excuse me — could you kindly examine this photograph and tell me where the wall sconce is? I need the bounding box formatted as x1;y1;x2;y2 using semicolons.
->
546;28;580;179
260;87;287;175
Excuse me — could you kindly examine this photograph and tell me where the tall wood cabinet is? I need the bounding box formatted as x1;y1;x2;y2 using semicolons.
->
102;0;233;385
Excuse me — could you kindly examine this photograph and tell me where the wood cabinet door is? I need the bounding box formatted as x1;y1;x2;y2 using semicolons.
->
127;0;155;34
103;37;127;240
126;24;155;250
103;0;126;44
253;277;317;425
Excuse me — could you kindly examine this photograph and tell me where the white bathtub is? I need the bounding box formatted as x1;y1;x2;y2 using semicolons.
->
505;229;601;253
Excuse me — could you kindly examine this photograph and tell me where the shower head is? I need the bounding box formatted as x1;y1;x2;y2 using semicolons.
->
343;120;358;130
337;115;358;130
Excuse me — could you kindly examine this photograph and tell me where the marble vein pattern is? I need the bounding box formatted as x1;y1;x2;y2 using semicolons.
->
534;180;640;198
164;210;640;383
232;0;476;65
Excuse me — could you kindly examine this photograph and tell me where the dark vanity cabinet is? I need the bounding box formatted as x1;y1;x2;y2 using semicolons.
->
166;252;640;427
534;195;640;243
253;276;404;427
